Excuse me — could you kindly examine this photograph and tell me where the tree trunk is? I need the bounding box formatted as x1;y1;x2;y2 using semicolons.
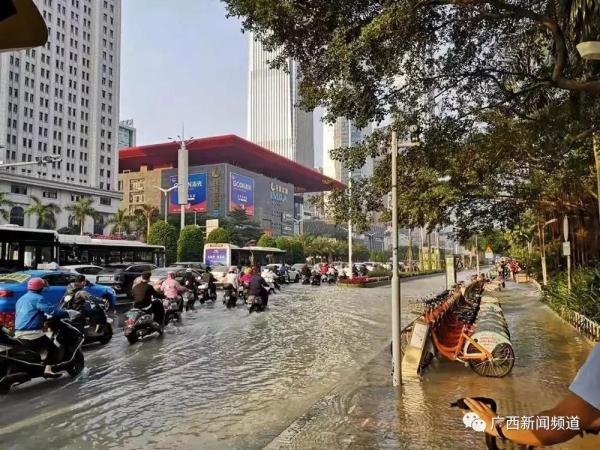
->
408;228;413;272
80;216;84;235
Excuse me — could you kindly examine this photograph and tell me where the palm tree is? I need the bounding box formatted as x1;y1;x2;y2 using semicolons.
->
0;192;14;221
107;208;132;236
25;196;61;229
65;197;98;235
135;204;158;241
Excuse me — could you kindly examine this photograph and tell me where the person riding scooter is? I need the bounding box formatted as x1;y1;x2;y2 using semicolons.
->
161;271;189;309
14;277;69;378
200;266;217;300
248;267;269;309
132;271;165;329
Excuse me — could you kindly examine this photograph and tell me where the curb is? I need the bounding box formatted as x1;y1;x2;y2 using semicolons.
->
530;279;542;291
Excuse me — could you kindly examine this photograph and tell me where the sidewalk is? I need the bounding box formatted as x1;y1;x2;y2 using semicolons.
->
266;282;599;449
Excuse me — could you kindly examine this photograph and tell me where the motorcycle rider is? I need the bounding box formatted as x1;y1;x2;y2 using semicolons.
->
161;271;189;308
131;271;165;328
224;266;239;298
200;266;217;300
248;267;269;308
14;277;69;378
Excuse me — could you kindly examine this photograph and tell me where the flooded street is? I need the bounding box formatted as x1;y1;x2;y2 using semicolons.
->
1;273;449;450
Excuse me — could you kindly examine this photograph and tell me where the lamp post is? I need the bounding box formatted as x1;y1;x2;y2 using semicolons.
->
348;171;353;278
0;154;62;169
153;184;178;223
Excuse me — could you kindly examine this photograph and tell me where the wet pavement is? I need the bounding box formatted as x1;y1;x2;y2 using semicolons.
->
2;275;597;450
1;273;449;450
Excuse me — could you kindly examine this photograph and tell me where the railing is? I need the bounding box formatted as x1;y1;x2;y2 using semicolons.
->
559;306;600;342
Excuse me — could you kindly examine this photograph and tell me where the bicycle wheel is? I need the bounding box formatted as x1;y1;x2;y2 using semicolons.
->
468;343;514;377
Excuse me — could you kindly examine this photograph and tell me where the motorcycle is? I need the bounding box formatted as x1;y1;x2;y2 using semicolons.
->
0;315;85;393
182;290;196;311
310;273;321;286
327;272;338;284
60;291;113;345
198;283;217;304
246;294;266;314
301;274;310;285
163;296;182;325
123;301;163;345
223;284;237;309
238;284;248;302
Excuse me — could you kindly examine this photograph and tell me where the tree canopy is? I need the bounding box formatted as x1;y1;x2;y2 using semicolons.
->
177;225;204;262
206;227;231;244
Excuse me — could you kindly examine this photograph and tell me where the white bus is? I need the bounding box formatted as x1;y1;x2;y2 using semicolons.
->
203;243;285;269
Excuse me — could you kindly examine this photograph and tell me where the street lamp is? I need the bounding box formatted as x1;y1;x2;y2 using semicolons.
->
576;44;600;226
390;130;420;387
168;125;194;231
153;184;178;222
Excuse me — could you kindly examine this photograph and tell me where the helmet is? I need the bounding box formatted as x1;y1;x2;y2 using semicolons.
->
244;267;252;275
229;266;237;273
27;277;46;291
167;271;176;279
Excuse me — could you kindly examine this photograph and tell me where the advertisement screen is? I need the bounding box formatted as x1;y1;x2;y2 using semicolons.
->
230;172;254;216
169;173;207;213
205;248;228;267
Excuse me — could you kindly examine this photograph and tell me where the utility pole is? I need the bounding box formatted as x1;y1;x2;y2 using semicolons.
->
391;131;401;387
169;124;193;231
475;234;480;275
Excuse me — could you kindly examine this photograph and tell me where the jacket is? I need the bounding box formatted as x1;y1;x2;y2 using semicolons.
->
161;278;185;299
132;281;164;309
248;274;268;296
15;291;69;332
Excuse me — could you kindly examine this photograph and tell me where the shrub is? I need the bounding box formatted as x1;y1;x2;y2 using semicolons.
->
206;227;230;244
257;234;277;248
369;267;392;277
177;225;204;262
542;265;600;322
148;221;178;265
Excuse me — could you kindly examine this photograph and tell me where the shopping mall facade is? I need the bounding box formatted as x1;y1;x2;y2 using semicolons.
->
118;135;344;236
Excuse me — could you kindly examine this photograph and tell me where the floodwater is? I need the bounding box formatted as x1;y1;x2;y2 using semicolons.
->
2;274;598;450
1;274;448;450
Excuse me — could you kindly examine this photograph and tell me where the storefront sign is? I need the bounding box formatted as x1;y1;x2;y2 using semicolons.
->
169;173;207;213
230;173;255;215
270;182;289;202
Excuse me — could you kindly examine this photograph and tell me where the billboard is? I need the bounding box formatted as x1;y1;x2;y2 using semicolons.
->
169;173;207;213
205;247;228;266
230;172;254;216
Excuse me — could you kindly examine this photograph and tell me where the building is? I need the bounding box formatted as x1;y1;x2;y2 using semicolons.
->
118;119;135;149
119;135;344;236
247;34;314;168
0;0;122;233
323;117;373;184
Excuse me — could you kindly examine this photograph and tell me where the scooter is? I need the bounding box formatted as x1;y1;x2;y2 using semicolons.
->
163;296;182;325
198;283;217;304
326;272;337;284
182;290;196;311
238;285;248;303
60;291;113;345
123;301;163;345
246;294;266;314
301;274;310;285
223;284;237;309
0;315;85;393
310;273;321;286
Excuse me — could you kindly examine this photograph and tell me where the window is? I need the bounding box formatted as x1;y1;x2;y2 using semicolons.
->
9;206;25;226
100;197;111;206
43;190;58;199
10;184;27;195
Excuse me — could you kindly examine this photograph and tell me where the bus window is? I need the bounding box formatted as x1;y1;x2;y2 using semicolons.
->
109;251;121;263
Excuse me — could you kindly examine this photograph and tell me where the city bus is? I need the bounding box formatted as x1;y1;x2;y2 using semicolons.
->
0;225;165;271
203;243;285;268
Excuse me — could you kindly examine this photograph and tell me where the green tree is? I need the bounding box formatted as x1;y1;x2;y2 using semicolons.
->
370;250;391;263
148;220;178;265
0;192;13;221
275;236;305;263
177;225;204;262
135;204;159;242
65;197;98;235
107;208;132;235
257;234;277;248
222;208;263;246
25;196;61;229
205;227;231;244
352;243;370;262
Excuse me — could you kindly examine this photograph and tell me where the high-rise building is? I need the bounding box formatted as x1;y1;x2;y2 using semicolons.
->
118;119;135;149
247;34;314;168
0;0;122;233
323;117;373;184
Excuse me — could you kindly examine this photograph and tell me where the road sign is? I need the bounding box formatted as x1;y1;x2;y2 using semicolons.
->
562;241;571;256
563;216;569;242
206;219;219;235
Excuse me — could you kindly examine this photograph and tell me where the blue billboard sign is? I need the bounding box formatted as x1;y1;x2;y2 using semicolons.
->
230;172;255;216
169;173;207;213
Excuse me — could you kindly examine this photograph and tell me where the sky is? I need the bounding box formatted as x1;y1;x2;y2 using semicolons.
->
119;0;323;167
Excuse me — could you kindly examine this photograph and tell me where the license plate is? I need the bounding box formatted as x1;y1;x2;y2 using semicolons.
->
126;311;138;319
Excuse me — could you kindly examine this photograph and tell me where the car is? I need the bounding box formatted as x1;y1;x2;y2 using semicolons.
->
264;263;299;282
172;261;206;272
60;264;105;283
0;270;118;331
149;267;202;287
210;265;229;285
95;263;157;297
